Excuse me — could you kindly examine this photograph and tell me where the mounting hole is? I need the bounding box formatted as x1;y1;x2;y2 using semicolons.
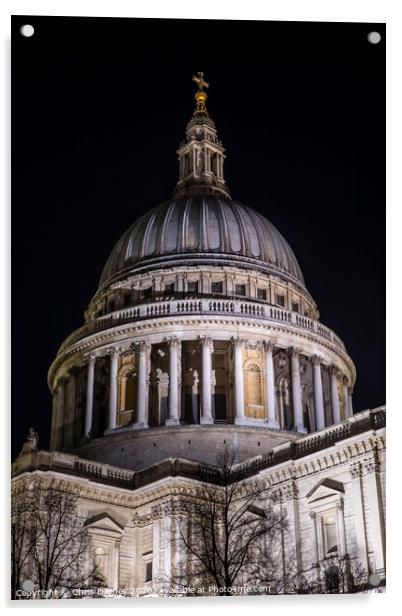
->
20;24;35;38
367;31;381;45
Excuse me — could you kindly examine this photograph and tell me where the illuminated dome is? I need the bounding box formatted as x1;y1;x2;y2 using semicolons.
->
48;73;356;472
99;196;305;290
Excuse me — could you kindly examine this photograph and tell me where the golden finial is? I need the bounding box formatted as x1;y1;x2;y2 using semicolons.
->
192;71;209;115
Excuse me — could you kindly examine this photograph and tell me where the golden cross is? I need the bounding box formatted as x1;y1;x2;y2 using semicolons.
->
192;71;209;92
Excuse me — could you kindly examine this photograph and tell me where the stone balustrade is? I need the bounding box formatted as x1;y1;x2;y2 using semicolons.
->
12;407;386;489
57;297;346;356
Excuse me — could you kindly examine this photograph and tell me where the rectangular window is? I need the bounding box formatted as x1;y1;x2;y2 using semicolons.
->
187;281;199;293
145;560;153;582
276;294;285;307
292;302;299;313
257;288;267;300
164;282;174;293
143;286;152;300
235;284;246;296
322;513;338;556
211;281;223;294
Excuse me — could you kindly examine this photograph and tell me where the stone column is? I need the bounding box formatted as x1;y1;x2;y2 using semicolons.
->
200;336;214;424
330;365;341;425
264;341;279;428
290;348;305;433
166;338;181;425
152;519;161;590
108;348;119;431
51;376;67;450
310;512;320;566
65;370;77;448
162;516;172;581
113;539;121;590
136;341;151;427
349;462;369;574
363;457;385;574
281;483;301;588
84;355;96;437
309;511;322;583
348;386;354;417
336;501;347;557
343;377;352;418
232;338;245;422
50;390;58;451
176;273;184;293
312;355;325;430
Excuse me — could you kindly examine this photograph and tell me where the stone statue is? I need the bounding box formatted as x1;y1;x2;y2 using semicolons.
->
20;427;39;455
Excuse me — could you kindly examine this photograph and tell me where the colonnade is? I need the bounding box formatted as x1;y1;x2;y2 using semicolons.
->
53;337;354;445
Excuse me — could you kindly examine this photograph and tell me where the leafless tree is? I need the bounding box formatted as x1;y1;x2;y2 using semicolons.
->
162;448;288;596
11;486;100;599
292;555;369;594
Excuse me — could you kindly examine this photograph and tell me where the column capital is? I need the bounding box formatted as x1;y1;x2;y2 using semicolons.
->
329;363;340;377
335;498;344;512
342;375;349;386
83;354;96;366
57;374;69;388
199;335;214;350
289;347;300;359
309;511;317;520
231;336;246;350
135;340;152;354
108;346;121;358
166;337;181;350
59;372;70;385
311;354;321;367
263;340;274;353
362;455;379;474
349;461;362;478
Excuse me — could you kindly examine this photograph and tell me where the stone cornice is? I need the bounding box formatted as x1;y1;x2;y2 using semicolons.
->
48;313;355;390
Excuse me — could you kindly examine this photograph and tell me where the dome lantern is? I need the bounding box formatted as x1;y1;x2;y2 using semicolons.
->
174;72;230;199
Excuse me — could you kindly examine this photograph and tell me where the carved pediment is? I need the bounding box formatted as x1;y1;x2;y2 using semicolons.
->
84;512;125;534
306;478;344;503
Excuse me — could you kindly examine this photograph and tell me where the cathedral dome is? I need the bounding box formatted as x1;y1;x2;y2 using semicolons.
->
99;195;305;290
48;73;356;473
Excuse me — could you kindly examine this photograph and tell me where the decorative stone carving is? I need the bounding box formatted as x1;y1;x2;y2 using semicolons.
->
19;428;39;455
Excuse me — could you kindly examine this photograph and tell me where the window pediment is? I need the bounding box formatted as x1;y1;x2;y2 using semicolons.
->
84;512;125;535
307;478;344;504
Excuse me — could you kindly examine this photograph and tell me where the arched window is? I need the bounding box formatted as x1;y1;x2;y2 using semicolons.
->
244;362;264;419
117;366;137;426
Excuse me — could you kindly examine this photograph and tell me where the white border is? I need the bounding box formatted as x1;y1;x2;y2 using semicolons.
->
2;1;399;614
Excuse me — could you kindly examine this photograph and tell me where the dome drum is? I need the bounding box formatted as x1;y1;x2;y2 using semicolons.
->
49;323;355;468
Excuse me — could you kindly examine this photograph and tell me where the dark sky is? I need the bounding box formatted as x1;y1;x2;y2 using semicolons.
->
11;16;385;458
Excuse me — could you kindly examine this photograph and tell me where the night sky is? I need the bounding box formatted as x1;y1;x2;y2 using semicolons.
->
11;17;385;459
